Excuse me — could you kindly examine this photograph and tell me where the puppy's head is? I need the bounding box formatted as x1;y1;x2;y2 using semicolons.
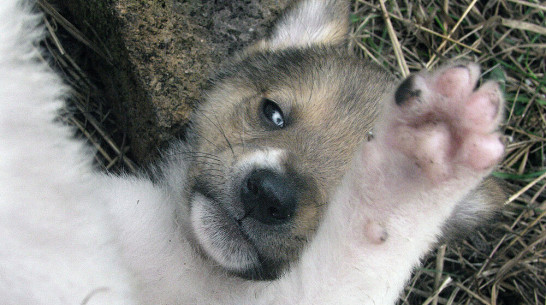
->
184;0;394;280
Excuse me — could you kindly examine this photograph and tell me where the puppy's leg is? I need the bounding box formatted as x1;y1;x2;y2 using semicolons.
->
274;63;504;304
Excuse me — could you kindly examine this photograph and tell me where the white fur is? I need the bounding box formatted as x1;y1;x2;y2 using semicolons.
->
267;0;348;48
0;2;134;304
235;148;287;174
0;1;499;304
191;192;261;271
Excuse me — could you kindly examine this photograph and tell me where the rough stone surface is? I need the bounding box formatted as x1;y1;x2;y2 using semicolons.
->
50;0;290;163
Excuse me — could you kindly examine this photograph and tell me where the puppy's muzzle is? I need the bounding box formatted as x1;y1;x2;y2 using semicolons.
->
241;169;297;225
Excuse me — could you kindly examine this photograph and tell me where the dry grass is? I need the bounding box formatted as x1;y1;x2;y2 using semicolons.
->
38;0;544;304
38;0;136;172
350;1;545;304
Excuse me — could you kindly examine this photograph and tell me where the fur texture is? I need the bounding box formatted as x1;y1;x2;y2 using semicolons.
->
0;0;504;304
0;2;135;304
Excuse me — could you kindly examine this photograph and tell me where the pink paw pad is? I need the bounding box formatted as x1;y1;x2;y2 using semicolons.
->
432;64;480;97
389;63;504;180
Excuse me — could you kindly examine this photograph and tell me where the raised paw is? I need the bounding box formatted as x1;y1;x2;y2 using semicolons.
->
381;63;504;181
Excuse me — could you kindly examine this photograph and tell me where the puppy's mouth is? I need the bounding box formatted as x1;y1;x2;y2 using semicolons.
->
188;163;303;281
190;191;259;272
189;188;286;281
186;148;317;281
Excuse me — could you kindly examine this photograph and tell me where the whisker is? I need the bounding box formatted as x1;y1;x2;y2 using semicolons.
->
212;112;235;157
190;128;221;151
163;153;224;167
196;109;233;154
240;110;246;155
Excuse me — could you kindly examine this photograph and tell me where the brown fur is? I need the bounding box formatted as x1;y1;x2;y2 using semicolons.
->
184;48;393;278
177;0;505;280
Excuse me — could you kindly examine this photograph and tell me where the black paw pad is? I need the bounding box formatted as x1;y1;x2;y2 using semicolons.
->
395;75;421;105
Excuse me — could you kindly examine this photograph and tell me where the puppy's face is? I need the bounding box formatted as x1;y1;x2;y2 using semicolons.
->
184;1;394;280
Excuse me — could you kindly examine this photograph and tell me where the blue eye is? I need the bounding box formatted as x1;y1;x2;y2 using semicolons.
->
262;99;285;128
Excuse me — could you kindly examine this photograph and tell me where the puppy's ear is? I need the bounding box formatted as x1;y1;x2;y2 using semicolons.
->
255;0;349;51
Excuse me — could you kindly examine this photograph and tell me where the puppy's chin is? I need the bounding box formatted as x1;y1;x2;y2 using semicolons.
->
189;193;282;280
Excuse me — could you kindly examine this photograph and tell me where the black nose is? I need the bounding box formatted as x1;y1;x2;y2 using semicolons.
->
241;169;297;225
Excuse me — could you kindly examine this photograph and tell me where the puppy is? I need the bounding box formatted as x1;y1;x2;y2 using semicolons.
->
0;0;505;304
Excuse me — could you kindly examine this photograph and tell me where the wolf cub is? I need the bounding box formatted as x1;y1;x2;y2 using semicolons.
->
0;0;504;304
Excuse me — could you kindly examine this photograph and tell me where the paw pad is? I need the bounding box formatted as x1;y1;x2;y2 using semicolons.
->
386;63;504;180
394;75;421;105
